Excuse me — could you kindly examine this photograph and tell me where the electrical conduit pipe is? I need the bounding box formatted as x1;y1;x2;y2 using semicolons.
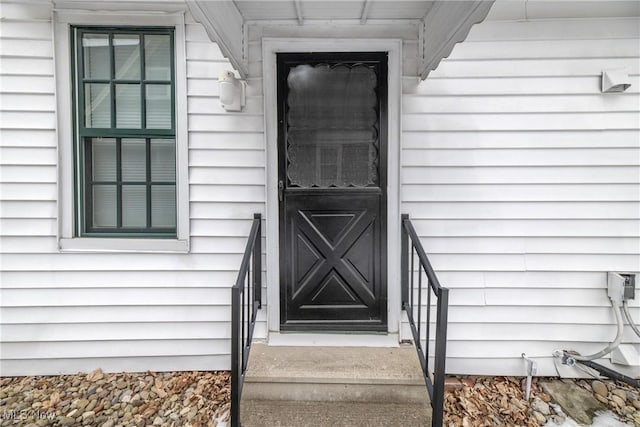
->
569;298;625;361
622;301;640;339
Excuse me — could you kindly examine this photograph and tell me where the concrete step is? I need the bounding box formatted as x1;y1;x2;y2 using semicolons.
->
242;344;429;404
240;400;432;427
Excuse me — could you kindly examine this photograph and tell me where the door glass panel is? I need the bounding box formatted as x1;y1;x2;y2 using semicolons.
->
286;64;378;188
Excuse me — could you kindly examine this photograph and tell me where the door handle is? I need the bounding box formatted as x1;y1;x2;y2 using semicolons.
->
278;180;284;202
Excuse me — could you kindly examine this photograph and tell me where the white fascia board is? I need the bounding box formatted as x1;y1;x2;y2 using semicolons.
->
53;0;187;13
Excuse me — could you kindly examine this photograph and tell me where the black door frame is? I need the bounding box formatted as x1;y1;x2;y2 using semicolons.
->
277;52;388;332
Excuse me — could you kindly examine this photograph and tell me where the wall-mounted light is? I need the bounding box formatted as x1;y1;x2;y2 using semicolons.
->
602;68;631;93
219;70;245;112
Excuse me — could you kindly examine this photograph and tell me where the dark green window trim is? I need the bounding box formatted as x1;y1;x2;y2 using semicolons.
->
72;26;176;238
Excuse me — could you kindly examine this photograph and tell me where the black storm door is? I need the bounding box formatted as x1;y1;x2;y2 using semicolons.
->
278;52;388;332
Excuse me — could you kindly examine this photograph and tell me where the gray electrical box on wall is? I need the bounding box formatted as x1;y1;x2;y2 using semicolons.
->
622;274;636;300
608;272;636;303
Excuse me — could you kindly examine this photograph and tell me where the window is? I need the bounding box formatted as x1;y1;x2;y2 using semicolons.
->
73;27;176;237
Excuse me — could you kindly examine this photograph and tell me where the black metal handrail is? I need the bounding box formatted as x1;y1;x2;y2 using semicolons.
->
401;214;449;427
231;213;262;427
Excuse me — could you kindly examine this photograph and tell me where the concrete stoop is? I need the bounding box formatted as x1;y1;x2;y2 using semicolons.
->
240;400;431;427
240;344;432;426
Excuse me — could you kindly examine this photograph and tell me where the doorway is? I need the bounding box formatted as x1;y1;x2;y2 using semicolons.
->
277;52;388;332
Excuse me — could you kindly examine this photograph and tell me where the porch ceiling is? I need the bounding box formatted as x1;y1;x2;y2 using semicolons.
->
233;1;436;22
186;0;495;79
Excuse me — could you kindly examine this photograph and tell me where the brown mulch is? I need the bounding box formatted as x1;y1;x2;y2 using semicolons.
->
444;376;542;427
443;375;640;427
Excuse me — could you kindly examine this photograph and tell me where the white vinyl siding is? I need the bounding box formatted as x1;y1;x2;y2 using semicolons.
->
2;0;638;379
0;2;265;376
0;0;56;284
0;8;57;262
401;15;640;376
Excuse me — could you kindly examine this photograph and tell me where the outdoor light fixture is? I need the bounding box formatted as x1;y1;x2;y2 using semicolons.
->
601;68;631;93
218;70;245;112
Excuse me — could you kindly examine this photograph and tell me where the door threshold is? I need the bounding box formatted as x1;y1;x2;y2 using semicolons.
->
267;332;400;347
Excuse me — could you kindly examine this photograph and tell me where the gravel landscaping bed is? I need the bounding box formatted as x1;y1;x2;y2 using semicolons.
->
0;370;230;427
2;369;639;426
444;376;640;427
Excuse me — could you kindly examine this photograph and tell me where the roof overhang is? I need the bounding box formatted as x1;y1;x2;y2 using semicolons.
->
186;0;495;79
420;1;494;79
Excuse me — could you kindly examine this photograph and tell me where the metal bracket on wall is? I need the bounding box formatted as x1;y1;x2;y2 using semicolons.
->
521;353;537;401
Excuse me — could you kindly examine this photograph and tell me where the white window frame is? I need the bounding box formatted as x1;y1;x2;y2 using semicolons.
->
262;38;403;335
54;9;189;253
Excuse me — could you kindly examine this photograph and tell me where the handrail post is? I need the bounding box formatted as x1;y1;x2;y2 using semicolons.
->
230;287;240;427
230;213;263;427
401;213;409;307
401;214;449;427
253;213;262;309
432;287;449;427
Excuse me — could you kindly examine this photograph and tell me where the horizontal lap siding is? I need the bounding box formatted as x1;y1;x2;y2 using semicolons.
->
402;15;640;376
4;3;638;379
185;21;267;358
0;0;58;295
185;20;269;352
0;1;57;286
0;5;265;375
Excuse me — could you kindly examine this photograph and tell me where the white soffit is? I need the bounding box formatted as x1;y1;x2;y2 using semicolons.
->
187;0;497;80
234;0;434;21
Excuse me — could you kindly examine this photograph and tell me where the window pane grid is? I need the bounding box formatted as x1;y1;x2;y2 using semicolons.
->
84;137;176;233
77;28;174;134
115;136;122;227
146;138;152;227
109;32;116;129
140;34;147;130
75;26;175;237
